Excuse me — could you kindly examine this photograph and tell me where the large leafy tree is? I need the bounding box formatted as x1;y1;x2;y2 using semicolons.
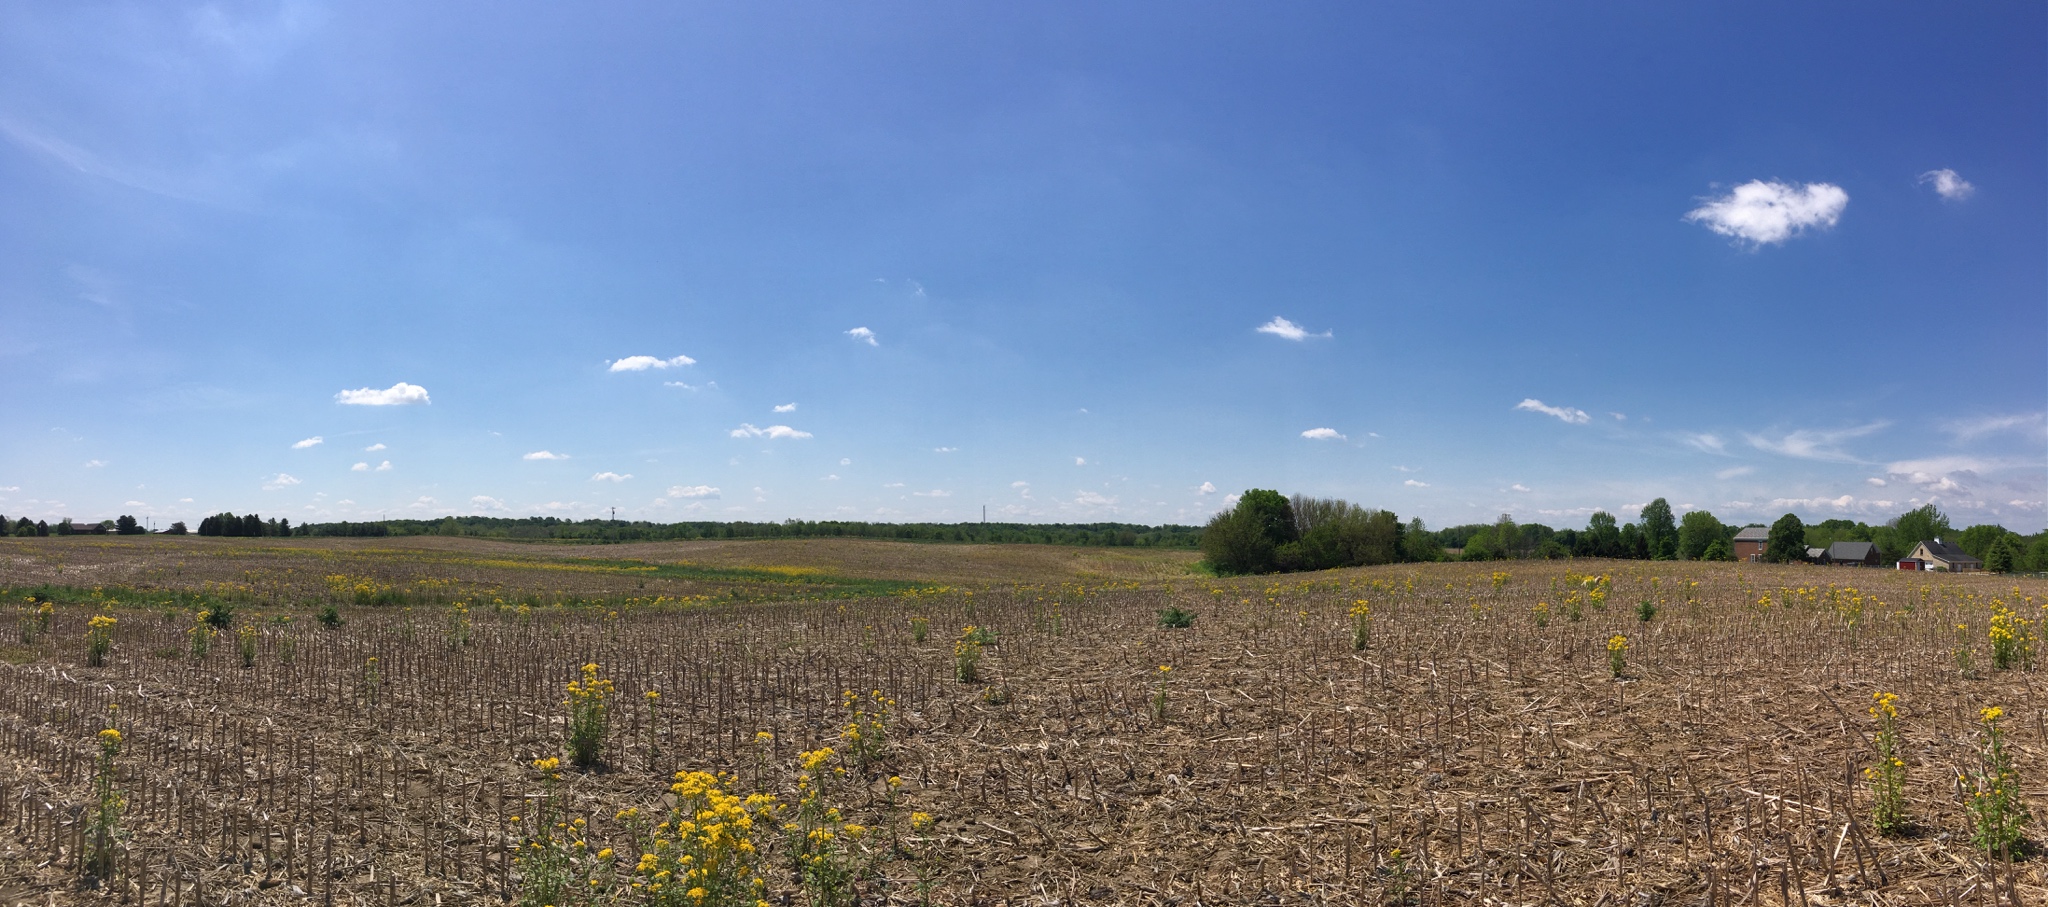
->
1676;510;1726;560
1640;499;1678;560
1582;511;1623;558
1891;505;1952;547
1200;489;1297;575
1765;513;1807;564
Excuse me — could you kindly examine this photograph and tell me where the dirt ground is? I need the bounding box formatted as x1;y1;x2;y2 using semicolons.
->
0;536;2044;905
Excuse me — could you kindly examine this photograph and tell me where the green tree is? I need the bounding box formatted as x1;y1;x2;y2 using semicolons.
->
1402;518;1443;562
1702;537;1734;561
11;517;32;537
1958;524;2017;560
1676;510;1726;560
1891;505;1952;548
114;515;142;535
1583;511;1622;558
1200;490;1297;575
166;521;188;536
2020;535;2048;573
1765;513;1807;564
1640;499;1677;560
1985;536;2019;574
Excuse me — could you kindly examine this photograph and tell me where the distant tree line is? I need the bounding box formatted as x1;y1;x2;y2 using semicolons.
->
1202;491;2048;576
196;513;293;537
292;516;1204;548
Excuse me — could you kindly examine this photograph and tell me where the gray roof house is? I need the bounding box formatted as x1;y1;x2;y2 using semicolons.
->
1826;541;1881;567
1907;538;1983;572
1733;526;1771;562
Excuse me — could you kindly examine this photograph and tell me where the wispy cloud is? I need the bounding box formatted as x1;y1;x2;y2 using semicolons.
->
1866;477;1888;487
846;327;878;346
335;382;430;406
608;355;695;372
1255;317;1331;341
1765;494;1895;514
1515;399;1591;425
666;485;720;499
1918;169;1975;201
912;489;952;498
291;436;323;449
469;495;509;512
1300;427;1346;441
1715;466;1754;480
1684;433;1728;454
364;442;386;452
1744;422;1887;462
1885;456;1991;493
730;424;812;440
84;460;106;468
590;472;632;483
523;450;570;461
1684;180;1848;246
933;446;958;453
1403;479;1430;488
1945;412;2044;441
262;473;301;490
773;403;797;413
1509;483;1532;493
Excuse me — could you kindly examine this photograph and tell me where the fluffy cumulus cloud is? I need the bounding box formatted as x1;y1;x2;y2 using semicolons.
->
291;436;323;449
730;423;812;440
375;460;393;472
523;450;570;460
1764;494;1895;514
364;442;386;452
1745;422;1886;462
1684;180;1848;246
1198;481;1217;495
1403;479;1430;488
773;403;797;413
1510;483;1532;493
1255;317;1331;341
351;462;368;472
608;354;695;372
1918;169;1975;201
1515;398;1591;425
590;472;632;483
933;446;957;453
845;327;878;346
1885;457;1987;493
335;382;430;406
1074;457;1087;466
667;485;720;499
262;473;301;490
1300;427;1346;441
469;495;509;512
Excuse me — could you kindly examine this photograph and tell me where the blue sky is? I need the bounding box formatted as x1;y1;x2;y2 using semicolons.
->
3;2;2043;532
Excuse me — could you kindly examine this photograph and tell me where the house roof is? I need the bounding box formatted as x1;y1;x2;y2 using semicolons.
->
1733;527;1770;542
1917;538;1983;565
1828;541;1879;561
1806;547;1828;559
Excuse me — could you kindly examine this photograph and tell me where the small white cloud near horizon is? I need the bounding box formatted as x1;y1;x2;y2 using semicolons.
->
912;489;952;498
1255;317;1331;341
846;327;878;346
374;460;393;472
1301;427;1347;441
335;382;431;406
667;485;720;499
291;436;323;449
730;424;813;440
1403;479;1430;488
1074;457;1087;466
773;403;797;413
1684;180;1848;246
365;442;386;452
1918;169;1975;201
523;450;570;460
262;473;301;490
1509;483;1532;493
470;495;508;512
934;446;958;453
350;462;368;472
1198;481;1217;495
608;355;695;372
1867;477;1888;487
590;472;632;483
1515;398;1591;425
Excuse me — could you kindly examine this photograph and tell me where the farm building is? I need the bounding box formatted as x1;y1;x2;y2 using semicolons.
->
1805;547;1830;564
1733;526;1770;561
1826;541;1881;567
1904;537;1983;572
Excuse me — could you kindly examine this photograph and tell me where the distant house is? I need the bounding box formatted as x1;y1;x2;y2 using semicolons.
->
1826;541;1881;567
1805;547;1831;564
1733;527;1770;562
1905;538;1983;573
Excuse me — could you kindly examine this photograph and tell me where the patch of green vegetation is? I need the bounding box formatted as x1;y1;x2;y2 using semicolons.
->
559;558;929;601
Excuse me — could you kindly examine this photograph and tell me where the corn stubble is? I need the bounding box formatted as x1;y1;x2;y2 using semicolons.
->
0;537;2042;902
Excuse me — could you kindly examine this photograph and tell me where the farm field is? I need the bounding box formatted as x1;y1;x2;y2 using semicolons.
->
1;536;2045;905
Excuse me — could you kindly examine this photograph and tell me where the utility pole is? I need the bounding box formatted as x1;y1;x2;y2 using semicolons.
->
610;506;617;523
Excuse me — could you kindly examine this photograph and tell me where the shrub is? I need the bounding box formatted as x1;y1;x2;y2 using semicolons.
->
1157;606;1196;629
565;662;614;769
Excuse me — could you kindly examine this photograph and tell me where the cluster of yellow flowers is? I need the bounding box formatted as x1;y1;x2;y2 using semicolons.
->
1988;604;2032;670
1870;691;1900;721
839;689;893;768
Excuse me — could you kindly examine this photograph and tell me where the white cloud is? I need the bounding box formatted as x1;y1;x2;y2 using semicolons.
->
608;355;695;372
1392;465;1418;473
822;474;840;481
351;462;368;472
1866;477;1888;487
1198;481;1217;495
407;496;439;510
1074;457;1087;466
590;472;632;483
1072;490;1117;507
124;500;145;507
1715;466;1755;480
729;424;813;440
334;382;431;406
1404;479;1430;488
883;482;905;488
840;458;851;466
663;381;699;391
1608;412;1627;421
933;446;958;453
523;450;570;460
374;461;393;472
1684;433;1728;454
84;459;106;468
1885;456;1990;492
262;473;301;490
469;495;508;512
666;485;720;499
1255;317;1330;341
1515;399;1591;425
0;486;18;492
1918;169;1974;201
364;442;386;452
1684;180;1848;246
773;403;797;413
1765;494;1894;513
1745;422;1887;462
1510;483;1532;493
1945;412;2044;441
291;436;323;449
846;327;878;346
912;489;952;497
1300;427;1347;441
